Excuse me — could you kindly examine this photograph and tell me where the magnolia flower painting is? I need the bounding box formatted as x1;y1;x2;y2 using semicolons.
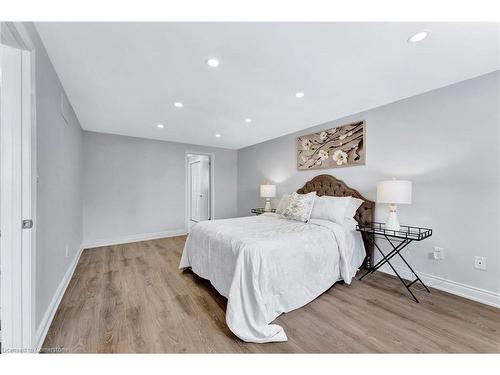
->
297;121;366;170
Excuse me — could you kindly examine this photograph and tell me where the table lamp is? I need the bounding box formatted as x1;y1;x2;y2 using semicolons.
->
377;179;412;231
260;184;276;212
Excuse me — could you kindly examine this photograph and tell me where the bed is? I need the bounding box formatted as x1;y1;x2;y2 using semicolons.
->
179;174;374;343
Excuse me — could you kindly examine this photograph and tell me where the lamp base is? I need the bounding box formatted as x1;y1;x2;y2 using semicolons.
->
264;199;272;212
384;204;401;231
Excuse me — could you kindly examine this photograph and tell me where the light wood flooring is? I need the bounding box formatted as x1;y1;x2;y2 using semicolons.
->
42;236;500;353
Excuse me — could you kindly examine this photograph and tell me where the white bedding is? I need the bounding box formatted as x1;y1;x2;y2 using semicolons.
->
179;213;365;343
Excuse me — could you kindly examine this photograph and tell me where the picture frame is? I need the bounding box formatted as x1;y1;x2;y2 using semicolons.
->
297;120;366;170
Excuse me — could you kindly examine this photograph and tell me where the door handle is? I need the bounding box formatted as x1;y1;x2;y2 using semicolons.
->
22;219;33;229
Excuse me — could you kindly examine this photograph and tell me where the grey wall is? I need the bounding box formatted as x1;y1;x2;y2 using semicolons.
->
83;132;238;244
238;71;500;294
23;23;84;329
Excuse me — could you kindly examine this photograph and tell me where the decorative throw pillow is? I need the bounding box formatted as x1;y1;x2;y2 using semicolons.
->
281;192;317;222
275;194;291;214
344;197;364;221
310;195;352;224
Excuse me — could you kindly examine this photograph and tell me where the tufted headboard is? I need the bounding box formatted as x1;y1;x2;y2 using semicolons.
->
297;174;375;269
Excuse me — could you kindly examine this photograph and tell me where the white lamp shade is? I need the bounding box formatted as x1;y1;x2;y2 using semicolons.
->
260;184;276;198
377;180;412;204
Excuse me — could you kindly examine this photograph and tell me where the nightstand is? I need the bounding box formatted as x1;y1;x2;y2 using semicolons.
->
251;208;276;215
356;222;433;303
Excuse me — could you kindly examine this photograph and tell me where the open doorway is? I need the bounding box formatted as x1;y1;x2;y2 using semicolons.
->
186;153;213;231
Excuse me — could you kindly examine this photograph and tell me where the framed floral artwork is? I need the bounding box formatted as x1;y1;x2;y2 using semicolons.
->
297;120;366;170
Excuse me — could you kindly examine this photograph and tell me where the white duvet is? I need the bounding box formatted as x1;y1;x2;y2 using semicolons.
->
179;213;362;343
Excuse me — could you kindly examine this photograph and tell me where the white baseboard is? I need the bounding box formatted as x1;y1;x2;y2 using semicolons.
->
81;229;187;249
378;264;500;308
35;245;84;352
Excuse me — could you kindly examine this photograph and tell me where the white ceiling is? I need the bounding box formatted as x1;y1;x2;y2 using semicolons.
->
35;22;499;150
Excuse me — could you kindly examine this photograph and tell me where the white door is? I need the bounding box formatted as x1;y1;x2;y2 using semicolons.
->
0;42;34;352
190;161;201;222
198;156;210;221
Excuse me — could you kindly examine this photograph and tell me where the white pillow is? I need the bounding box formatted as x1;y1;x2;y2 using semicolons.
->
310;195;352;224
281;192;317;222
344;197;364;220
342;217;358;231
275;194;291;214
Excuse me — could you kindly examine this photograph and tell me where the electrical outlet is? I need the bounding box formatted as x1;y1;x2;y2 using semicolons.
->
65;245;69;258
433;246;444;260
474;256;487;271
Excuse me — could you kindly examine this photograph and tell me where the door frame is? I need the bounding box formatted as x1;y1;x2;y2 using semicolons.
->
184;151;214;232
0;22;37;352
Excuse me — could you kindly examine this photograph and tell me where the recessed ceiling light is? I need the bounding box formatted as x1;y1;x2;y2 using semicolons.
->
215;133;221;138
206;58;220;68
407;31;428;43
244;118;252;123
295;92;305;98
157;124;164;129
174;102;183;108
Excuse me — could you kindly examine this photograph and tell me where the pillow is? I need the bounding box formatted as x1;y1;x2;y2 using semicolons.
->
344;197;364;220
342;217;358;231
281;192;317;222
275;194;291;214
310;195;351;224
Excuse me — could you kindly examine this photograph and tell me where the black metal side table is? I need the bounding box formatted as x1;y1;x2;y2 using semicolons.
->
356;222;433;303
251;208;276;215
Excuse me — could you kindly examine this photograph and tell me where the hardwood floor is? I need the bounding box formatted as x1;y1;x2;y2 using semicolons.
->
42;236;500;353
